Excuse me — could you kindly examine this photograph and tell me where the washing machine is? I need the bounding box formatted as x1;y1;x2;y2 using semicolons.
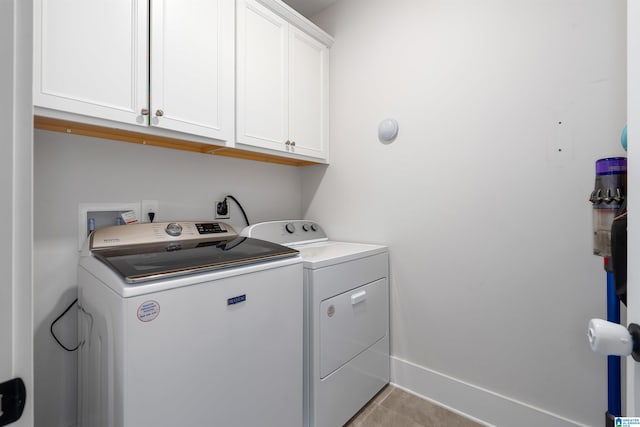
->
77;221;303;427
242;220;390;427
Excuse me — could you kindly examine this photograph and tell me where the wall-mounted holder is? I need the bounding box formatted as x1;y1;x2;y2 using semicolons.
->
588;318;640;361
589;318;640;424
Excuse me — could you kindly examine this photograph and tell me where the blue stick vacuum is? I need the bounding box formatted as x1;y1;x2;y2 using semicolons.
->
588;127;627;426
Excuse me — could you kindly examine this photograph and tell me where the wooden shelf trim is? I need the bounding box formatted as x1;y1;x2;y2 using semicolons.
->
34;116;320;167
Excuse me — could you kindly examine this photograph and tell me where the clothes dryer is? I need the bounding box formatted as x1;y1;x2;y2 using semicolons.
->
242;220;390;427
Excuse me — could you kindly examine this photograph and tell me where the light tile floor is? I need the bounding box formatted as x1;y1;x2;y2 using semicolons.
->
345;385;483;427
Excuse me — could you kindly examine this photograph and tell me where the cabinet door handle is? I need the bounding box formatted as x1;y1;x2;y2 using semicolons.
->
290;141;296;147
285;140;291;145
155;109;164;117
140;108;149;116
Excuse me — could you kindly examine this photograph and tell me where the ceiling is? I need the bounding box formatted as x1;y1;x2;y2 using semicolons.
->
281;0;338;18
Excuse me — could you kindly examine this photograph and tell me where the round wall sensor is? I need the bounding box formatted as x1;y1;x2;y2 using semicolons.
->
378;118;399;143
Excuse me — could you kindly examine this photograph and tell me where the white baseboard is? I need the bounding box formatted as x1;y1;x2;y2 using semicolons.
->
391;356;589;427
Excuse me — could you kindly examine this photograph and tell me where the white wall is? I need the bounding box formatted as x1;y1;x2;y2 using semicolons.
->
626;0;640;417
305;0;626;425
34;129;303;426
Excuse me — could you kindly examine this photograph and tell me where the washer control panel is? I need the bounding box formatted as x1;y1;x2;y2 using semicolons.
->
195;222;227;234
241;220;327;245
91;221;236;249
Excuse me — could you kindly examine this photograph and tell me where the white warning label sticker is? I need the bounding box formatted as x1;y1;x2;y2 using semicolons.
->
137;300;160;322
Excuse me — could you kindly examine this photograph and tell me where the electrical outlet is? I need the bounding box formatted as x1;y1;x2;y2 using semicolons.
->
215;200;230;219
141;200;159;223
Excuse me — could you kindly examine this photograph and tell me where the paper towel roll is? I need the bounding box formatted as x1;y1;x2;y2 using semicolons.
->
588;318;633;356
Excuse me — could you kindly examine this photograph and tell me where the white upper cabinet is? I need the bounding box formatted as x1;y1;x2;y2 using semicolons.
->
150;0;234;141
237;0;290;150
34;0;235;143
289;28;329;159
237;0;331;161
34;0;148;125
34;0;331;163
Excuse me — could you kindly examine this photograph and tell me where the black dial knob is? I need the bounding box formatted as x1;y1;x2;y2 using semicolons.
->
285;223;296;234
165;222;183;237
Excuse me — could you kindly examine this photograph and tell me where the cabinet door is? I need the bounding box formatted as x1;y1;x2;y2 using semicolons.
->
288;28;329;159
34;0;148;125
237;0;289;151
150;0;234;142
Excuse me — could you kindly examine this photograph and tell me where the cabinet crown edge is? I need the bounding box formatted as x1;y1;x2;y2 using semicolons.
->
256;0;334;47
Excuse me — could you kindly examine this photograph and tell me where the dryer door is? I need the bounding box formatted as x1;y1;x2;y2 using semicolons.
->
319;278;388;378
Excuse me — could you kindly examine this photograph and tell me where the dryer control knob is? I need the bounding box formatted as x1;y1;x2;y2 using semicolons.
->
285;223;296;234
302;224;310;232
165;222;183;237
310;223;318;232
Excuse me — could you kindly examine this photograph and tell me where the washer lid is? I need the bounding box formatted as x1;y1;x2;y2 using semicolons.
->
89;222;299;283
92;237;299;283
